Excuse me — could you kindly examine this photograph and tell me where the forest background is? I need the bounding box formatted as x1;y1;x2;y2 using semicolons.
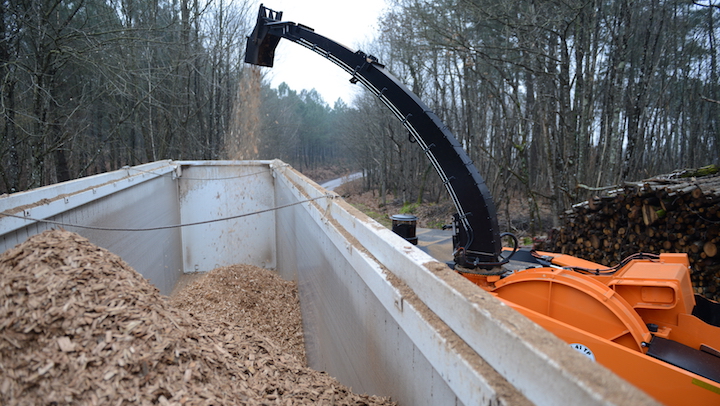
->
1;0;718;235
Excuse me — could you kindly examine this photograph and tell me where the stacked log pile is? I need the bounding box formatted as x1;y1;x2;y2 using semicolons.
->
544;169;720;301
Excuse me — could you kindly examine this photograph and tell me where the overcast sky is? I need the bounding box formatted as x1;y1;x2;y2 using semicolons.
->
251;0;388;106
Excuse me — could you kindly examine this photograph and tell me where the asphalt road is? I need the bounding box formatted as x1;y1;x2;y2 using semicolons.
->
320;172;363;191
415;227;454;264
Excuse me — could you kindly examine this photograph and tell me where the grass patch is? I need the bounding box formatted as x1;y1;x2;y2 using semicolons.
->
400;202;419;214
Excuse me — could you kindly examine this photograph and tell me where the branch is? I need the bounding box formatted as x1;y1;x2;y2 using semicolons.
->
694;1;720;9
576;183;621;192
701;94;720;105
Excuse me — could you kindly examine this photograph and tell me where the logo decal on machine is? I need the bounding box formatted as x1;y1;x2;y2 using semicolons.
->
570;343;596;361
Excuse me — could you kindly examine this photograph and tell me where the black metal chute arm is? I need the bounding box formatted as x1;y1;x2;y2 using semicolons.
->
245;4;503;268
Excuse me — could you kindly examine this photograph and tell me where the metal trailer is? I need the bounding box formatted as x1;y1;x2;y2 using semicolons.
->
0;160;657;406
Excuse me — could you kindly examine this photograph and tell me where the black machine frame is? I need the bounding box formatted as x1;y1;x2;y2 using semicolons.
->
245;4;508;268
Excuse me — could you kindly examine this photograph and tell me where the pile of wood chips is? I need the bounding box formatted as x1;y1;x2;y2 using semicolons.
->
169;264;306;364
0;229;395;406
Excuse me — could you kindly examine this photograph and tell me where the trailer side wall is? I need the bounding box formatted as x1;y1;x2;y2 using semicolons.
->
0;161;183;294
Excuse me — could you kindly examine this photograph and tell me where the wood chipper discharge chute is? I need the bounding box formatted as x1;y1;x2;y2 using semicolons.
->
245;6;283;68
244;5;720;405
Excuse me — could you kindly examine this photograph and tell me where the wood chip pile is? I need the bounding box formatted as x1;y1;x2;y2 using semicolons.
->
169;265;306;364
542;170;720;301
0;229;395;405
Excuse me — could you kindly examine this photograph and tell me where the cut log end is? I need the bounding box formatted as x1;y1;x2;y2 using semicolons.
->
704;242;718;258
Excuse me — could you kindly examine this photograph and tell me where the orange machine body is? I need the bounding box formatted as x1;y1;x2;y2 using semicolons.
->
462;252;720;405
